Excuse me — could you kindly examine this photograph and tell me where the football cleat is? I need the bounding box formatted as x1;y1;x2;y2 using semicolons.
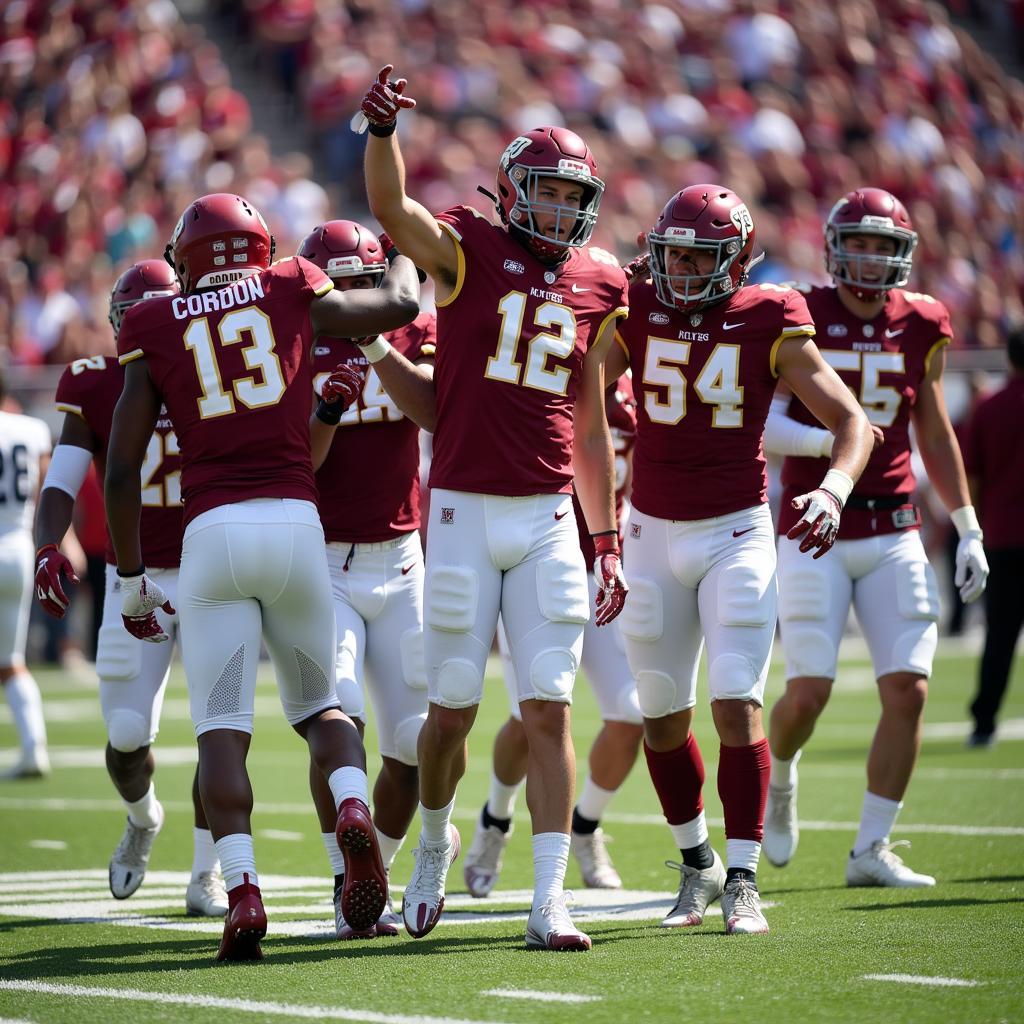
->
2;745;50;780
463;814;510;898
661;850;726;928
186;871;229;917
335;797;388;932
525;893;592;951
109;803;164;899
333;882;375;940
720;875;769;935
217;877;266;961
570;828;622;889
402;825;461;938
375;879;401;937
763;781;799;867
846;840;935;888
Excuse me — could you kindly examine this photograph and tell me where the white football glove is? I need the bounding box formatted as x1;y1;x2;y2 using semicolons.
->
786;487;843;558
951;506;988;604
119;572;175;643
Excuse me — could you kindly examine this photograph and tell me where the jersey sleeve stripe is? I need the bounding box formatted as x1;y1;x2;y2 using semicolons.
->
924;335;951;374
434;221;466;308
614;330;629;357
313;279;334;297
54;402;83;416
769;328;813;377
595;305;629;342
118;349;145;365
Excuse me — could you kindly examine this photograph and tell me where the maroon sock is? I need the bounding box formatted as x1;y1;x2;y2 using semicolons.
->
717;739;770;842
643;732;705;826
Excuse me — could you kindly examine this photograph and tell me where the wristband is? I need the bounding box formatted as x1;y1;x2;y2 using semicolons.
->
36;543;60;561
368;120;397;138
315;399;344;426
591;530;619;555
362;336;392;363
819;468;854;508
950;505;982;538
117;566;146;579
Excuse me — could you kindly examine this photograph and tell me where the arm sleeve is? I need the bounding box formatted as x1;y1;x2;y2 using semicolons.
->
42;443;93;500
763;396;834;458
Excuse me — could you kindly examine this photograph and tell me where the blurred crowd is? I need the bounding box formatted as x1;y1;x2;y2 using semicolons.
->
1;0;1022;373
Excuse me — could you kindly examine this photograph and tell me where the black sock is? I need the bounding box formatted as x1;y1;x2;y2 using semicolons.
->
333;872;345;896
680;840;714;870
572;808;600;835
726;867;757;888
481;804;512;834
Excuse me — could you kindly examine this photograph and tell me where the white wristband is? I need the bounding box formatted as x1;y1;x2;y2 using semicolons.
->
42;443;93;500
819;468;854;507
950;505;982;538
361;336;392;363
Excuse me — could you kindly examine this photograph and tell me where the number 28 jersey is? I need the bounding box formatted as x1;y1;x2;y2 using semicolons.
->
0;410;51;538
429;206;629;497
117;257;333;525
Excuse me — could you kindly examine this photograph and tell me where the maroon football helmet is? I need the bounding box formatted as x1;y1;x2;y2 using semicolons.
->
494;127;605;262
108;259;179;337
825;188;917;300
297;220;386;285
648;185;762;312
165;193;275;292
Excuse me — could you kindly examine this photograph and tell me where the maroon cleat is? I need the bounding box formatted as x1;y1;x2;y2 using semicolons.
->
216;875;267;962
335;797;387;932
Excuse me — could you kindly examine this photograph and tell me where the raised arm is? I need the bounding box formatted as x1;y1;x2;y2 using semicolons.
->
310;254;419;340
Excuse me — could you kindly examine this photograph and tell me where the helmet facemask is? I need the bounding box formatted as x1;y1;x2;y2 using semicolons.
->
648;230;760;312
826;220;916;297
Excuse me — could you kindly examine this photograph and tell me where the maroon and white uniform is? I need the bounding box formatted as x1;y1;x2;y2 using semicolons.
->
617;280;813;714
426;206;629;710
775;285;950;682
117;258;340;736
312;313;435;765
54;356;184;748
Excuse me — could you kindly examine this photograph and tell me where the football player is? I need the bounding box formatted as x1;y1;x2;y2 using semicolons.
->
34;259;230;915
464;378;642;896
607;185;874;934
297;219;434;939
0;368;52;779
359;65;629;950
762;188;988;886
104;192;419;961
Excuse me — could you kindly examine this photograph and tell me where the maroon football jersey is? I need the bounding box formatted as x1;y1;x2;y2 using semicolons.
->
576;374;637;564
117;257;332;525
778;286;952;540
620;281;813;521
313;313;435;542
55;355;183;568
429;206;629;497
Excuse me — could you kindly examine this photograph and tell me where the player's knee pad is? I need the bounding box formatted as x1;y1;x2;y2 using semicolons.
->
894;560;940;622
536;558;589;624
335;676;365;721
530;647;578;701
783;623;837;679
636;670;676;719
400;627;428;690
392;712;426;766
779;564;830;624
618;578;663;641
889;623;938;678
95;623;143;682
718;566;773;627
426;565;478;633
435;657;482;707
708;652;761;703
106;708;152;753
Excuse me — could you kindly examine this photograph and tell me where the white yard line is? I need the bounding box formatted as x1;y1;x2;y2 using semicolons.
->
0;980;509;1024
258;830;305;842
27;841;67;851
862;974;981;988
482;989;601;1004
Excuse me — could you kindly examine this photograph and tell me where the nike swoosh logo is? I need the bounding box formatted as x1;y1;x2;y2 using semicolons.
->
554;510;570;520
885;328;904;338
400;563;415;576
723;322;745;331
571;284;590;293
732;527;755;538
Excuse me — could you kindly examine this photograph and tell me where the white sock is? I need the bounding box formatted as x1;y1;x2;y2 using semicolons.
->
726;838;761;873
486;773;520;821
191;827;220;878
216;833;258;891
124;783;162;829
375;827;405;872
669;811;708;852
532;832;570;908
328;765;369;808
769;749;801;789
322;831;346;876
4;672;47;752
420;798;455;848
853;791;902;856
575;775;616;824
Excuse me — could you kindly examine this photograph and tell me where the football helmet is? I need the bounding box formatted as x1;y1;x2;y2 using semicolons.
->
108;259;179;337
165;193;275;292
825;188;917;300
648;185;762;312
297;220;386;285
494;127;605;262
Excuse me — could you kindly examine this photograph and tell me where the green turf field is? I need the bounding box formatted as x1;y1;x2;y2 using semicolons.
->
1;644;1021;1024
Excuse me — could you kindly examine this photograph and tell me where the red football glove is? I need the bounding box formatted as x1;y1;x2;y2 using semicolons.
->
35;544;79;619
786;488;843;559
623;251;651;283
593;532;628;627
322;363;364;408
119;572;175;643
359;64;416;134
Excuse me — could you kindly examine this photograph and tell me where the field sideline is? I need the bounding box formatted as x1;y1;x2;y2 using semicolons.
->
1;646;1021;1024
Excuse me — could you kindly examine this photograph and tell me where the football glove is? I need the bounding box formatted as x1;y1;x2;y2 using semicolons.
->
623;251;651;283
593;531;628;626
119;571;175;643
358;64;417;136
317;363;364;424
951;506;988;603
786;487;843;559
34;544;79;619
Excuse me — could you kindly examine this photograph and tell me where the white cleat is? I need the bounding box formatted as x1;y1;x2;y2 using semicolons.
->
525;893;591;951
375;885;401;937
185;871;229;917
763;782;799;867
721;875;769;935
109;803;164;899
570;828;622;889
3;745;50;780
661;850;727;928
846;840;936;888
402;826;460;938
463;817;510;898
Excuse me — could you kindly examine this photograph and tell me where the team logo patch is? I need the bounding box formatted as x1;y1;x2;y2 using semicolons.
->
544;271;557;284
503;259;525;275
649;312;670;325
314;347;331;356
862;324;875;338
827;324;848;337
440;507;455;525
689;313;703;327
630;523;641;538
